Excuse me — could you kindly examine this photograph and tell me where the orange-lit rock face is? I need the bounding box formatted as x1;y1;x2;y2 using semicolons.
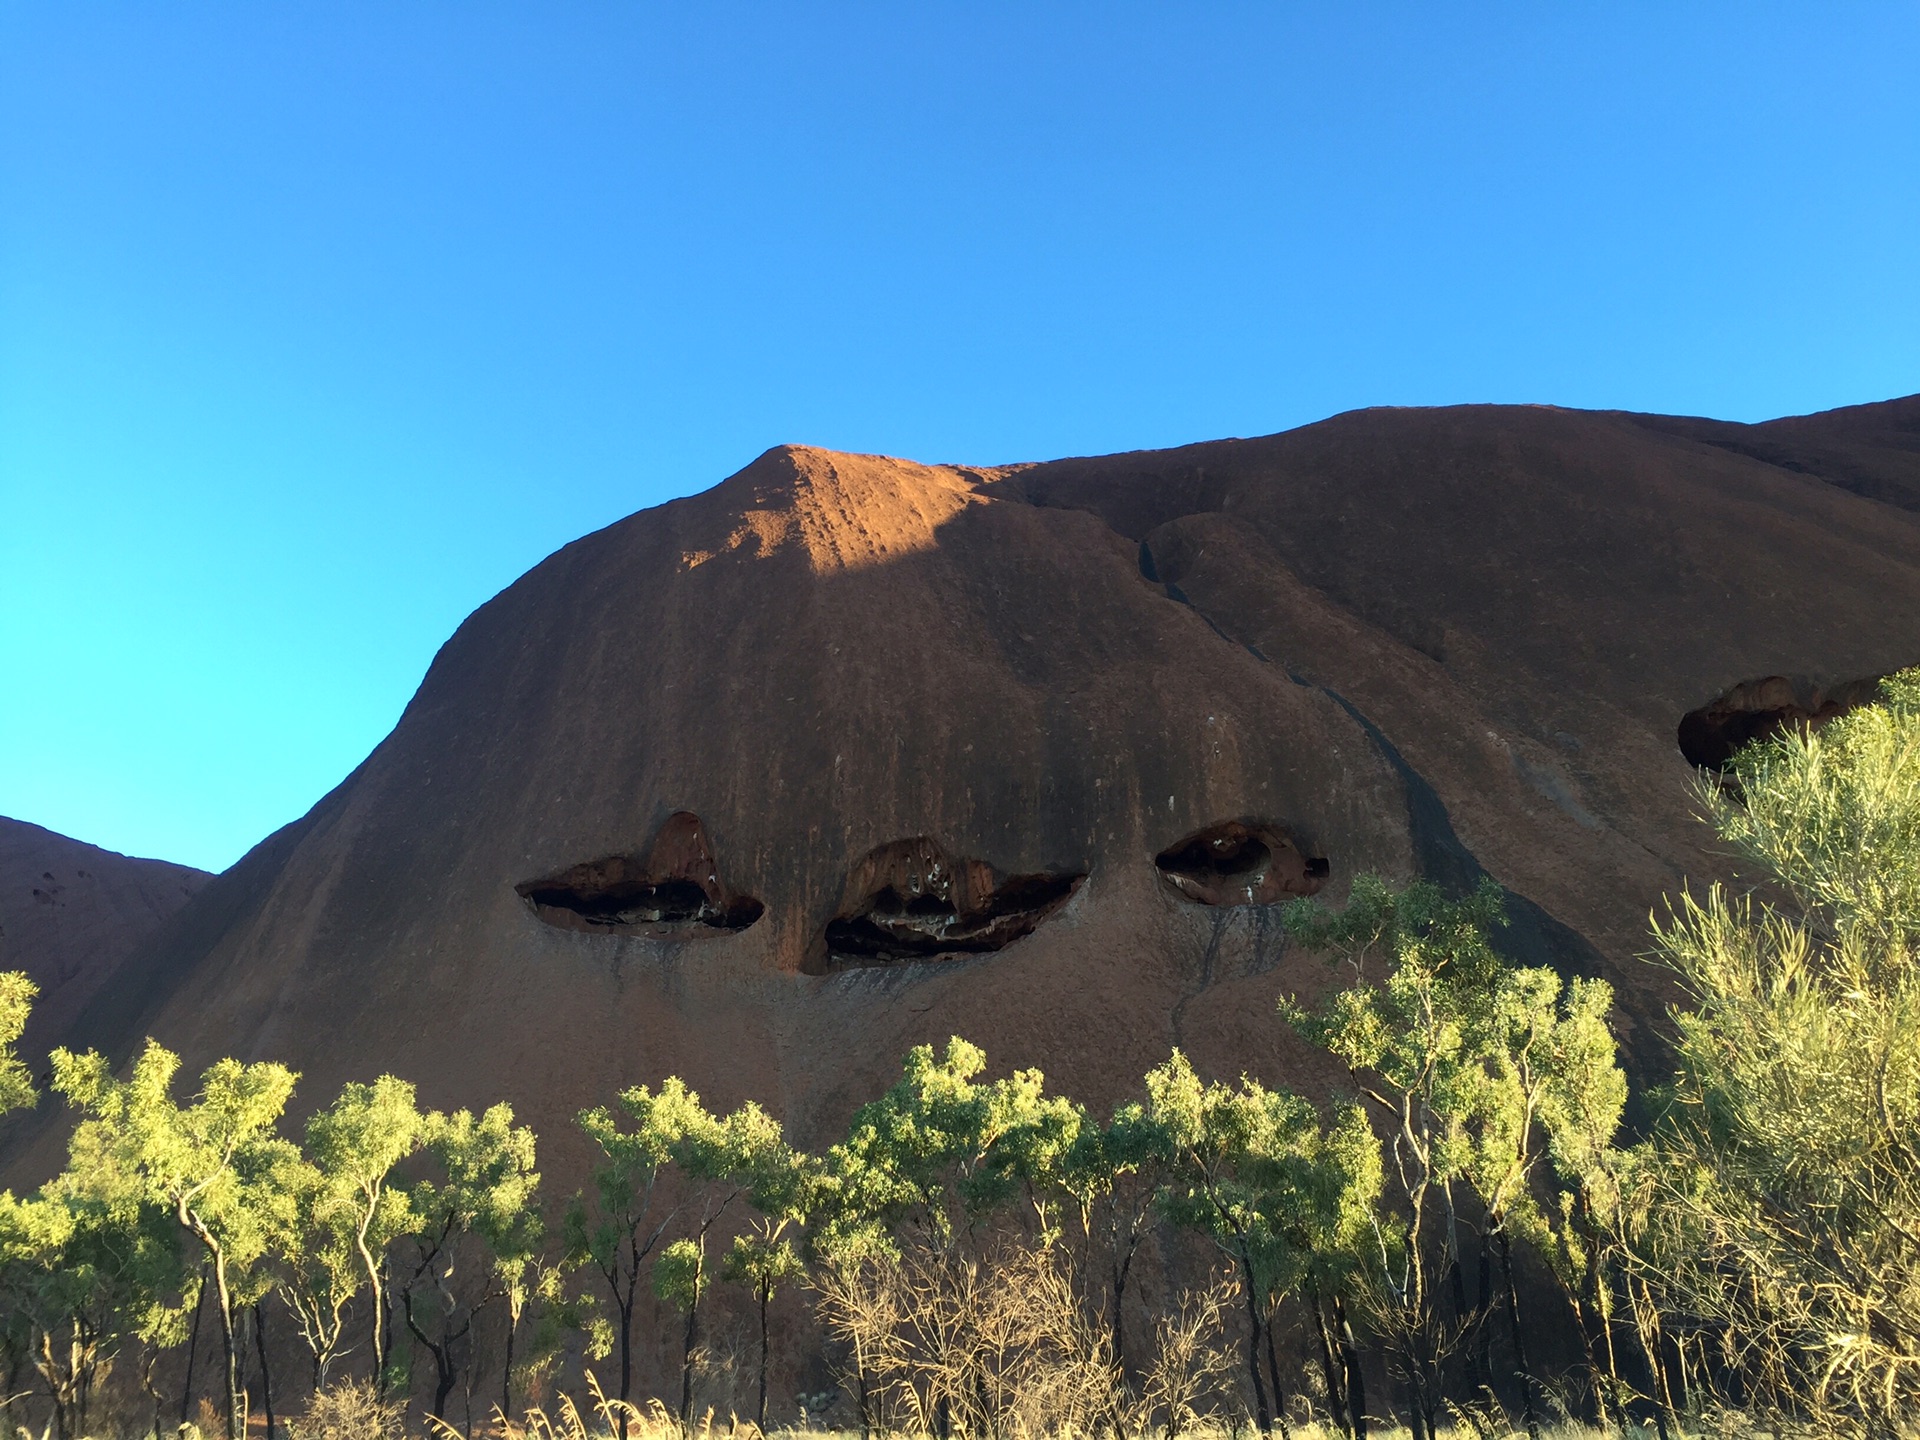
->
1154;821;1327;907
811;836;1083;972
1677;674;1888;771
516;811;763;937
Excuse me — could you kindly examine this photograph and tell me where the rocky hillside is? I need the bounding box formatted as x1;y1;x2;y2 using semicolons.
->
0;817;208;1079
13;396;1920;1179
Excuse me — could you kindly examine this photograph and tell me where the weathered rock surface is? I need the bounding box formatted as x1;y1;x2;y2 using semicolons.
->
0;817;208;1078
14;397;1920;1182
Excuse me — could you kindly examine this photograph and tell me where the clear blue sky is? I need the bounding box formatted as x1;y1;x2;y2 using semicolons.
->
3;5;1916;874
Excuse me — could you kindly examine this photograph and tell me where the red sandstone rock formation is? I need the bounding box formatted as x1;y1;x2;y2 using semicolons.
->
11;397;1920;1193
0;816;207;1075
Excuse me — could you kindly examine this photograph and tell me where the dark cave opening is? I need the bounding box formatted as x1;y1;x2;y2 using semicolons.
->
516;811;764;938
1677;674;1888;771
1154;820;1328;906
814;837;1083;971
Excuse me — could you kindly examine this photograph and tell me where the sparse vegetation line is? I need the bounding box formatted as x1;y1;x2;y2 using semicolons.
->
5;673;1920;1438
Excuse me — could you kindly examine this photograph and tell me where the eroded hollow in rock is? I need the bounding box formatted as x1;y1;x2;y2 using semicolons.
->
517;811;764;938
1155;820;1328;907
1677;674;1888;771
812;836;1084;971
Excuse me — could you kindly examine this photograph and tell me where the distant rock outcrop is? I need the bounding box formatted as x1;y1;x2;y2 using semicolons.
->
0;817;208;1076
17;397;1920;1186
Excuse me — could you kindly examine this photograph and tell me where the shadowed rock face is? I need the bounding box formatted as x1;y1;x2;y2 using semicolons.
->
16;396;1920;1201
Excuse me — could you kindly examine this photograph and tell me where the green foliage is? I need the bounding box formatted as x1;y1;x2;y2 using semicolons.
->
723;1230;803;1295
815;1037;1086;1259
1282;872;1629;1440
650;1237;706;1312
0;971;38;1116
565;1075;714;1409
276;1076;423;1386
1143;1049;1380;1430
49;1039;297;1440
35;671;1920;1437
399;1102;542;1419
1645;669;1920;1429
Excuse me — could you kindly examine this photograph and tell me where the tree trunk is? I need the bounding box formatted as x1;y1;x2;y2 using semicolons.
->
432;1342;458;1424
142;1348;164;1440
181;1268;207;1428
1308;1286;1350;1438
616;1276;636;1409
254;1303;276;1440
1333;1293;1367;1440
1262;1312;1292;1439
679;1301;698;1426
210;1247;245;1440
1474;1231;1496;1393
1243;1292;1273;1433
502;1303;517;1425
1498;1231;1540;1440
756;1279;771;1430
356;1199;388;1383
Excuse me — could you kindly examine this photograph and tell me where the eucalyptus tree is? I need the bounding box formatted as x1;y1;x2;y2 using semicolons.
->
1644;668;1920;1430
51;1042;297;1440
0;1182;186;1440
304;1077;422;1379
1281;876;1507;1440
268;1077;423;1391
818;1037;1080;1259
723;1133;817;1429
398;1103;542;1426
1054;1100;1167;1385
565;1077;709;1419
652;1238;708;1428
810;1038;1090;1435
0;971;36;1116
1452;966;1627;1440
1144;1049;1379;1439
655;1093;795;1426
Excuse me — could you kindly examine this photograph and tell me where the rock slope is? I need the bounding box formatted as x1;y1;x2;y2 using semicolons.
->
20;397;1920;1175
0;817;208;1078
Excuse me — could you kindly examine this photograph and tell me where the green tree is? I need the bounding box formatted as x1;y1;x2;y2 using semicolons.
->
723;1135;816;1430
651;1238;708;1426
272;1156;361;1391
51;1042;296;1440
1282;876;1506;1440
306;1077;422;1379
1644;669;1920;1430
1055;1101;1167;1392
1144;1049;1379;1439
565;1077;709;1420
809;1038;1108;1436
1521;974;1635;1431
818;1037;1079;1258
0;972;37;1116
270;1077;423;1391
1453;967;1627;1440
398;1103;541;1425
0;1184;185;1440
658;1094;789;1426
